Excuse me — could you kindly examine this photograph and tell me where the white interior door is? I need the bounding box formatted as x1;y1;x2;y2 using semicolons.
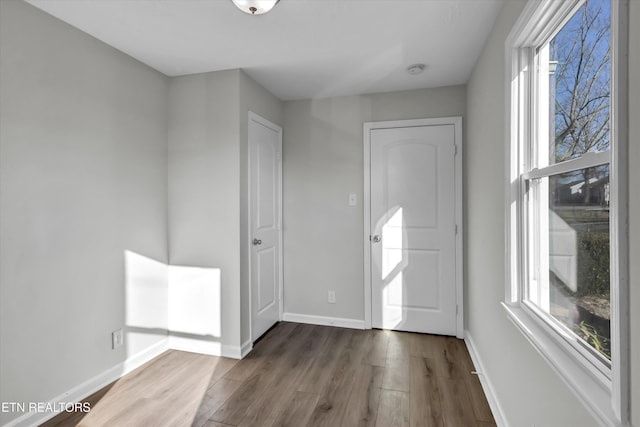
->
366;119;462;336
249;112;282;342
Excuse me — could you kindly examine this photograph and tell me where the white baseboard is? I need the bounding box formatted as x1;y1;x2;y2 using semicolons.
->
3;338;169;427
169;336;222;357
282;312;365;330
167;336;247;360
464;331;508;427
240;340;253;358
221;344;242;359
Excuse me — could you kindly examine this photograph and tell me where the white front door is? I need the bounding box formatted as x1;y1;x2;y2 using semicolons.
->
249;112;282;342
366;118;462;336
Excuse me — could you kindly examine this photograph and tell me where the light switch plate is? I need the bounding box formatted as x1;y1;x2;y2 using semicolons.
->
112;328;123;349
348;193;357;206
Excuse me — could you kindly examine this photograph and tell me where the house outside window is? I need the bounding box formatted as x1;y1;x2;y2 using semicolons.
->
504;0;629;424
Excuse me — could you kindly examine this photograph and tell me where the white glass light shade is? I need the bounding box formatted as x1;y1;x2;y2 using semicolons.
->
232;0;279;15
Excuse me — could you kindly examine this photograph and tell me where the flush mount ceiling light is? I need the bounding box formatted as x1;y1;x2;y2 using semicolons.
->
232;0;280;15
406;63;426;75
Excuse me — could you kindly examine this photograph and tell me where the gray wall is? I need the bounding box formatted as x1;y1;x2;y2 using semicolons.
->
465;0;640;425
0;1;168;425
282;87;465;321
167;69;283;351
167;70;242;352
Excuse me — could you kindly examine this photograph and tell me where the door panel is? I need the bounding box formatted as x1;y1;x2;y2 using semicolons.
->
250;114;282;342
257;246;276;313
257;141;276;230
370;124;457;335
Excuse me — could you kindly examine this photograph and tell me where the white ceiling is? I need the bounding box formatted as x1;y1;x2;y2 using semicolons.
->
25;0;504;101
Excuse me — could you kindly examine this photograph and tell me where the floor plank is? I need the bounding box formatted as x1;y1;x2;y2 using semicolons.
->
203;422;236;427
409;356;443;427
296;327;352;394
41;323;496;427
362;329;389;366
307;329;361;426
437;377;478;427
410;333;447;360
376;389;410;427
429;337;468;380
476;421;499;427
465;373;495;423
381;356;410;392
268;391;319;427
191;378;243;427
342;364;384;427
211;324;312;426
386;331;412;360
223;322;298;382
236;325;326;427
445;336;476;374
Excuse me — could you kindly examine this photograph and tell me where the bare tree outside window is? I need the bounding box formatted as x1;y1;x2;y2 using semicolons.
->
551;0;611;163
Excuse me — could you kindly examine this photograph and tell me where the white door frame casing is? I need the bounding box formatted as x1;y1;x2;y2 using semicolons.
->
248;111;284;343
363;117;464;338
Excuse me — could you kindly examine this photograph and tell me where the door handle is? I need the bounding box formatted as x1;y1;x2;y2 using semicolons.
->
372;235;381;243
252;238;262;246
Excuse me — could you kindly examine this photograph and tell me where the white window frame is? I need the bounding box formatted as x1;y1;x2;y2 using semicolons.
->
503;0;630;425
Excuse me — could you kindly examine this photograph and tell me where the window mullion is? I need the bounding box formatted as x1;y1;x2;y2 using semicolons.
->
524;151;611;180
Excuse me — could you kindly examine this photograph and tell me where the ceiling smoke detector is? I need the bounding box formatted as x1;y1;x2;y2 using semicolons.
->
232;0;280;15
406;63;426;75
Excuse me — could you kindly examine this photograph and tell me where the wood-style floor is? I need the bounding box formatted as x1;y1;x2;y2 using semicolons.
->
42;322;495;427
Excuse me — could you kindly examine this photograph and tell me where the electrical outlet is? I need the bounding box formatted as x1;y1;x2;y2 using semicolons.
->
328;290;336;304
112;328;123;349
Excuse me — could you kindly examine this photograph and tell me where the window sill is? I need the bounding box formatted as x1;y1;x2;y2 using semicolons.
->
502;302;623;426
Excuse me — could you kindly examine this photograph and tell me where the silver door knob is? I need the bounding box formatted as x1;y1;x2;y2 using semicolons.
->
372;235;381;243
252;238;262;246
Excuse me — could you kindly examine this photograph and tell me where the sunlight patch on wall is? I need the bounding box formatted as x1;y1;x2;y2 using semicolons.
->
124;250;169;356
168;265;222;355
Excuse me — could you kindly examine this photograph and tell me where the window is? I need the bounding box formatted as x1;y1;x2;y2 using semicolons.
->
505;0;629;424
527;0;612;366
